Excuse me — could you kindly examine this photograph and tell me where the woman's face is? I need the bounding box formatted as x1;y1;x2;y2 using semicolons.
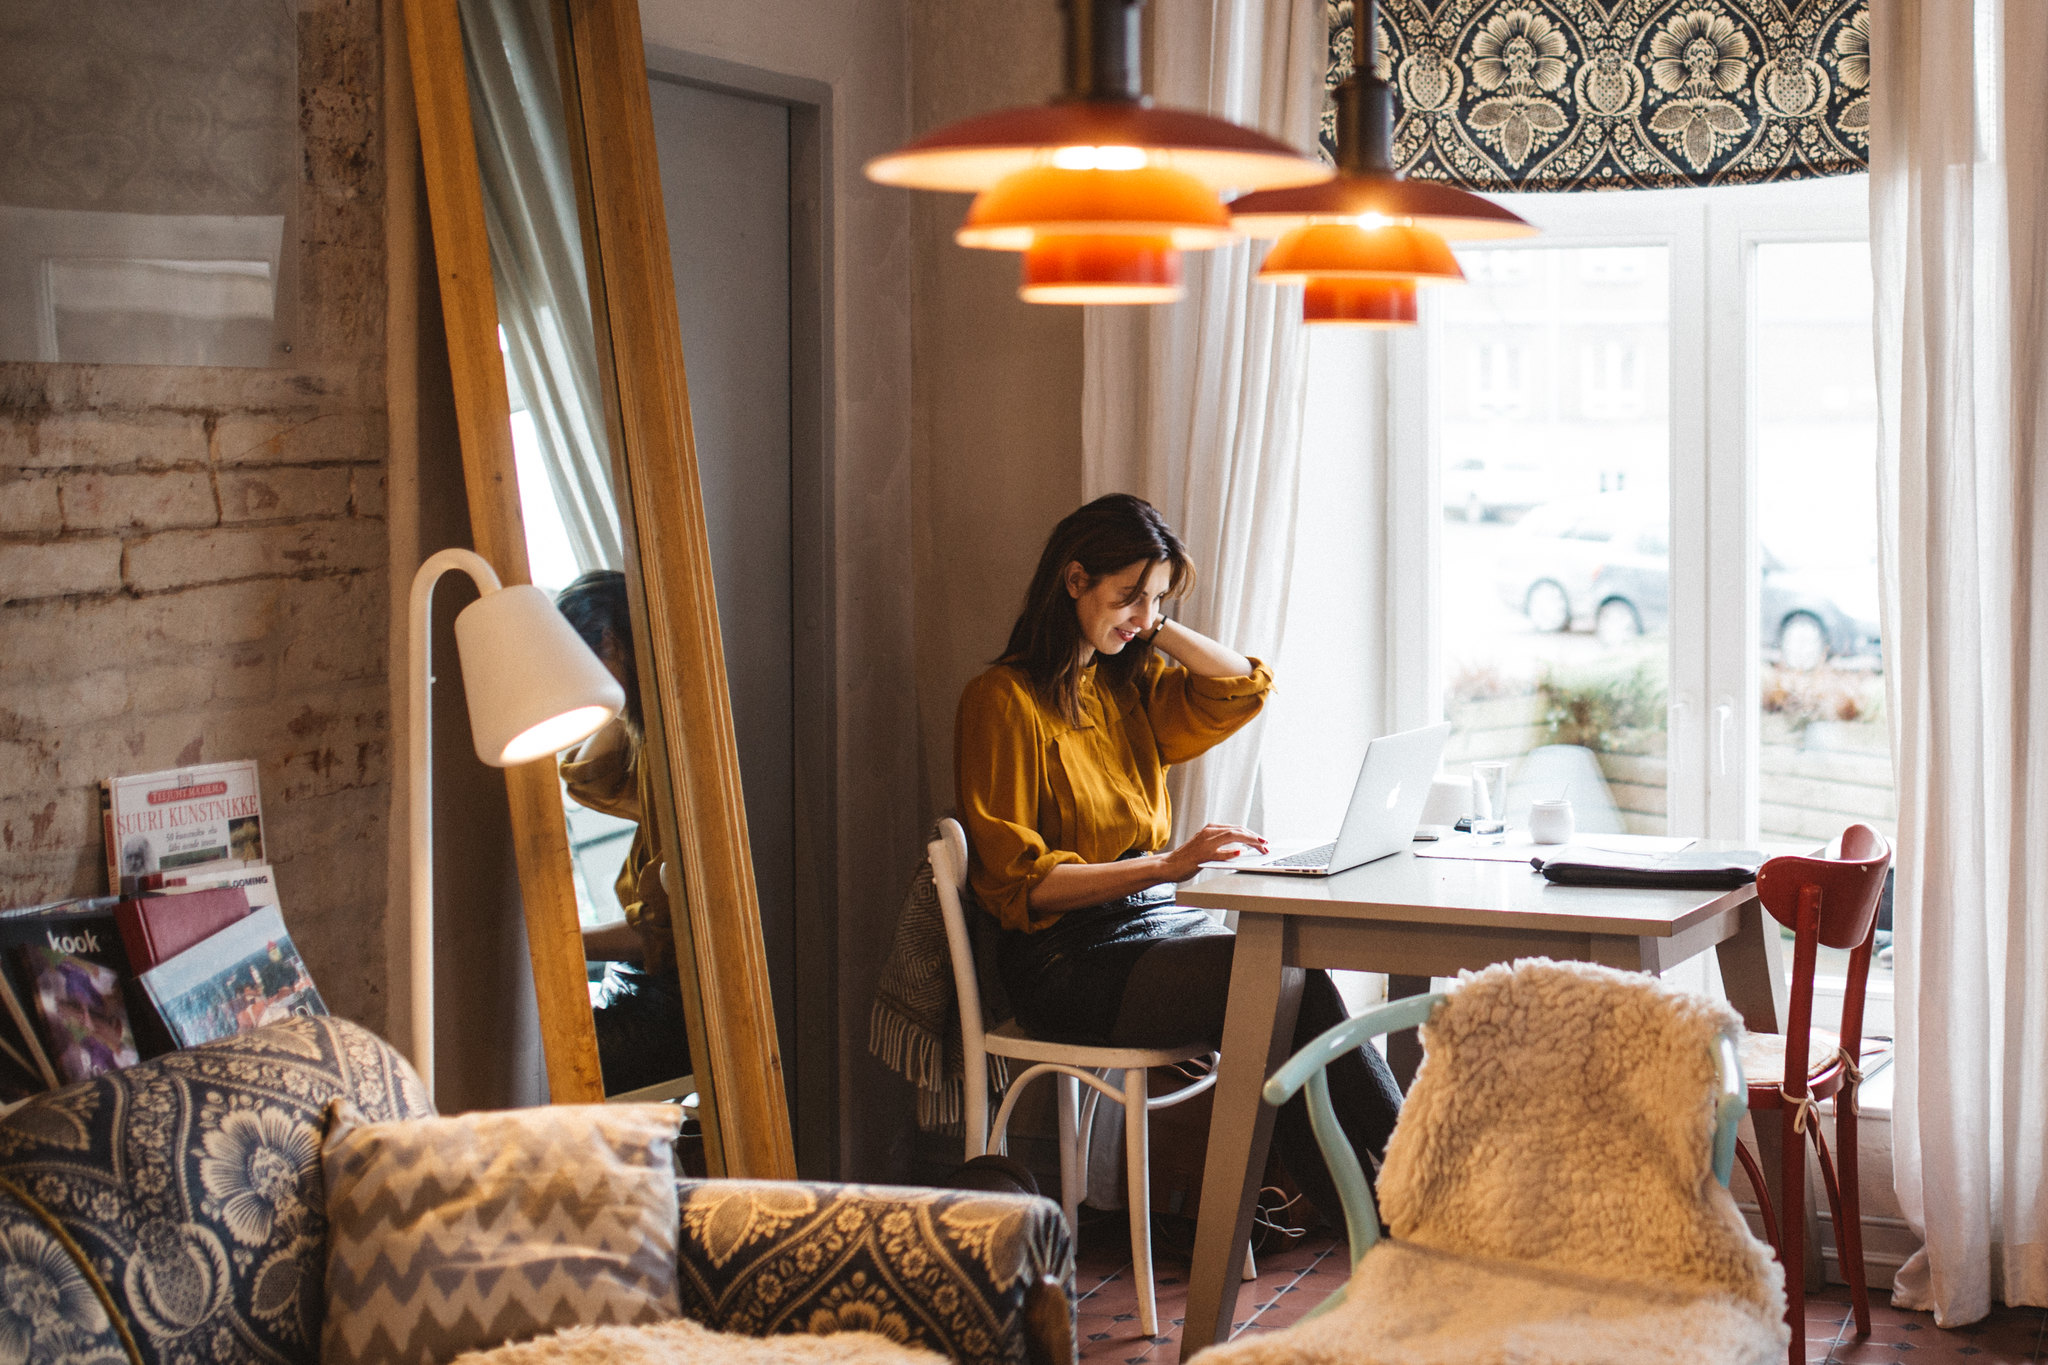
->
1066;558;1171;662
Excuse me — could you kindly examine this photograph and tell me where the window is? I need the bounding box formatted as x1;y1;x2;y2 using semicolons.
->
1392;178;1893;1017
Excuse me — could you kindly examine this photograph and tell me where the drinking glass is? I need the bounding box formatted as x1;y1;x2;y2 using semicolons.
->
1471;761;1509;843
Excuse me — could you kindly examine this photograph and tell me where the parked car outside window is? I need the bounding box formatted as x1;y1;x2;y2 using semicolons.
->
1494;496;1882;667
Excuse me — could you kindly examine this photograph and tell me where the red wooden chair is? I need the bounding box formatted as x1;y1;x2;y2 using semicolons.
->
1734;822;1892;1365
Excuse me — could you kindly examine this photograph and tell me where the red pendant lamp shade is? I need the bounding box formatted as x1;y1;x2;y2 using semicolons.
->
865;0;1328;304
1303;278;1417;326
1235;0;1535;324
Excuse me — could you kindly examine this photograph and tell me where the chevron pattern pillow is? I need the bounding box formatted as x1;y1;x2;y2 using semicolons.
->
320;1100;684;1365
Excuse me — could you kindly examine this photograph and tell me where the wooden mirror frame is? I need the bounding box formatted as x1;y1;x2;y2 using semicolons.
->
401;0;795;1178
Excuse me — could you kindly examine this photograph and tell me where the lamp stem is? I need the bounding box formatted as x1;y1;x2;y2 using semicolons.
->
1334;0;1397;176
408;547;503;1102
1062;0;1144;103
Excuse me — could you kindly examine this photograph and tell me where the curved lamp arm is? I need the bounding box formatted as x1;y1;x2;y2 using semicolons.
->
407;549;622;1099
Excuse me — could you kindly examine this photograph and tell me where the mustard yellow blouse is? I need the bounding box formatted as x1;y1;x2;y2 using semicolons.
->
559;720;676;976
954;655;1275;932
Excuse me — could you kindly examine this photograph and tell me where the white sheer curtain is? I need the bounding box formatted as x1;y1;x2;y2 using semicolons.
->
1082;0;1326;839
463;0;622;574
1872;0;2048;1324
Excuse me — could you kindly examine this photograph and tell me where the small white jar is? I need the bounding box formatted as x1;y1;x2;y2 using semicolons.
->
1528;798;1575;845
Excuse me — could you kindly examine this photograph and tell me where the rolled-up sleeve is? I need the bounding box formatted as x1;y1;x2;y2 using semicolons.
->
1145;657;1275;765
955;675;1082;931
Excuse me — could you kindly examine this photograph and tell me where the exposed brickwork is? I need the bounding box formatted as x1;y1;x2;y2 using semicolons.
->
0;0;392;1033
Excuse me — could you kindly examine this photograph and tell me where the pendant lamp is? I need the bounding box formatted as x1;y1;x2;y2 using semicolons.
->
1230;0;1537;325
865;0;1330;304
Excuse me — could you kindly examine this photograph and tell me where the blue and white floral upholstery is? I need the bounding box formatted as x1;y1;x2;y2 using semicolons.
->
0;1020;1078;1365
0;1017;429;1365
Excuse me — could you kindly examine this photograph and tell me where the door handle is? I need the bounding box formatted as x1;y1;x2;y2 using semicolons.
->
1713;700;1734;778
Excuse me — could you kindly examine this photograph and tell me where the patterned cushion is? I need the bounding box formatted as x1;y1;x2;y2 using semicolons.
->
0;1015;432;1365
673;1180;1075;1365
320;1102;683;1365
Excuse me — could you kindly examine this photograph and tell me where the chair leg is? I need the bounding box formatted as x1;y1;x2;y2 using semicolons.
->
1243;1246;1258;1281
1124;1067;1158;1338
1835;1104;1872;1337
965;1050;988;1160
1812;1117;1870;1339
1057;1073;1084;1239
1736;1138;1782;1253
1075;1081;1102;1195
1780;1107;1806;1365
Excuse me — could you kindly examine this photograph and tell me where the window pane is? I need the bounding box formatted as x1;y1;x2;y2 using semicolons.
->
1438;247;1671;833
1753;240;1894;947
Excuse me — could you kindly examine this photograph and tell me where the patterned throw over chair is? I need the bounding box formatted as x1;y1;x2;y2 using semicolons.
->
1204;959;1789;1365
0;1017;1077;1365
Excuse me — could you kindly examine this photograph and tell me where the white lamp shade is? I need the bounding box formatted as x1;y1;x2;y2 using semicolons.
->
452;583;625;767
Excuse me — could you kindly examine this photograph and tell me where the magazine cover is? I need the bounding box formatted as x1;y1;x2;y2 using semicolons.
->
0;897;134;1087
101;760;265;894
24;947;140;1085
139;906;326;1049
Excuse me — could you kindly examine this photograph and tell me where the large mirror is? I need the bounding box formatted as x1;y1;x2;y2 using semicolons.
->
402;0;795;1177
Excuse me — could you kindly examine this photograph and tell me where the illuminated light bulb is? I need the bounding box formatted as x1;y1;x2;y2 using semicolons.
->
1051;144;1149;171
1021;234;1182;304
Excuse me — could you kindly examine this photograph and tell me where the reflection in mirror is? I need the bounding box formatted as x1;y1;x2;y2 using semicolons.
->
456;0;698;1111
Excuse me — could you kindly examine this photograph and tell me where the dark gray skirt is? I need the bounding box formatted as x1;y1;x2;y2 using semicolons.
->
995;890;1231;1045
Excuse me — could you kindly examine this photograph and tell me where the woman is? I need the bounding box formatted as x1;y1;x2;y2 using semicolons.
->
555;570;693;1094
955;494;1402;1224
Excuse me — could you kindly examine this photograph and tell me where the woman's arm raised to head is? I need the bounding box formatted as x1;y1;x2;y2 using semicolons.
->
1150;617;1252;678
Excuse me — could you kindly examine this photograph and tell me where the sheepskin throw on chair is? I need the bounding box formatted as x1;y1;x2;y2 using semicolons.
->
1329;0;1870;190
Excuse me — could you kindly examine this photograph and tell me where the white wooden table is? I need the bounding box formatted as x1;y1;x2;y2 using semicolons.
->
1172;845;1788;1357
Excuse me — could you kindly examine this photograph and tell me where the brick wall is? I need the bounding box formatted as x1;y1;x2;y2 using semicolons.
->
0;0;393;1031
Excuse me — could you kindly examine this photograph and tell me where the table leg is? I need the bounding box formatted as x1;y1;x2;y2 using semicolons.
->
1383;974;1432;1090
1715;897;1787;1035
1181;914;1301;1359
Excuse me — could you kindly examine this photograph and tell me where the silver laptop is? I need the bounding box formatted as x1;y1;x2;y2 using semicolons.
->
1222;722;1453;877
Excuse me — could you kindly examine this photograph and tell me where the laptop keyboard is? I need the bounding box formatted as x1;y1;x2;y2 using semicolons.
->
1269;841;1337;869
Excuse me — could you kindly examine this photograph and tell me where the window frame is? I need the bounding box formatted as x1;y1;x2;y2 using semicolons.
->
1391;177;1871;847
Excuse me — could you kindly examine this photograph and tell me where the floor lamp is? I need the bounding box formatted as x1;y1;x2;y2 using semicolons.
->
408;548;624;1099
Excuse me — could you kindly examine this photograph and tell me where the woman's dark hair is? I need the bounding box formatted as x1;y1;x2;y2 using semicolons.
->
999;494;1193;724
556;570;641;733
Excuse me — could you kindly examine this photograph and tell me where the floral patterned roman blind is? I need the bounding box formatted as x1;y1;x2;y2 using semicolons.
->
1323;1;1869;190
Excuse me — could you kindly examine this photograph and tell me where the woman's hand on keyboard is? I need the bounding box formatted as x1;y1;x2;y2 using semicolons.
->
1162;824;1269;881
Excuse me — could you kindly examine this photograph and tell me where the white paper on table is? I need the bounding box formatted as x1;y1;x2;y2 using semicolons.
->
1414;831;1696;863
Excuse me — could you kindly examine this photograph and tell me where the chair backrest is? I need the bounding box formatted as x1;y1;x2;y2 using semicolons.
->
1755;822;1892;1093
929;818;989;1058
1756;822;1891;949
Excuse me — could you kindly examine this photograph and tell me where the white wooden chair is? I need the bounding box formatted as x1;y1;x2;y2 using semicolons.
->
930;818;1248;1337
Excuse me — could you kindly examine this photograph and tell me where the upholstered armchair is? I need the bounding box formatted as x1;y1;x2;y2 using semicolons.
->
0;1018;1075;1365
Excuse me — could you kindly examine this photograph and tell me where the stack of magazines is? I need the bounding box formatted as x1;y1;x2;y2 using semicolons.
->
0;761;326;1104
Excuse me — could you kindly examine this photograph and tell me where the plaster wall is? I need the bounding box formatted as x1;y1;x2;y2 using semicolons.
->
907;0;1089;820
0;0;395;1034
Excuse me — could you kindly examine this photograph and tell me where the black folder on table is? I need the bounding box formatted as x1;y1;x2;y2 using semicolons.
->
1531;848;1765;890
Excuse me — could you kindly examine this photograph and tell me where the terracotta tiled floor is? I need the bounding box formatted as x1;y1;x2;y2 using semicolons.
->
1071;1211;2048;1364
